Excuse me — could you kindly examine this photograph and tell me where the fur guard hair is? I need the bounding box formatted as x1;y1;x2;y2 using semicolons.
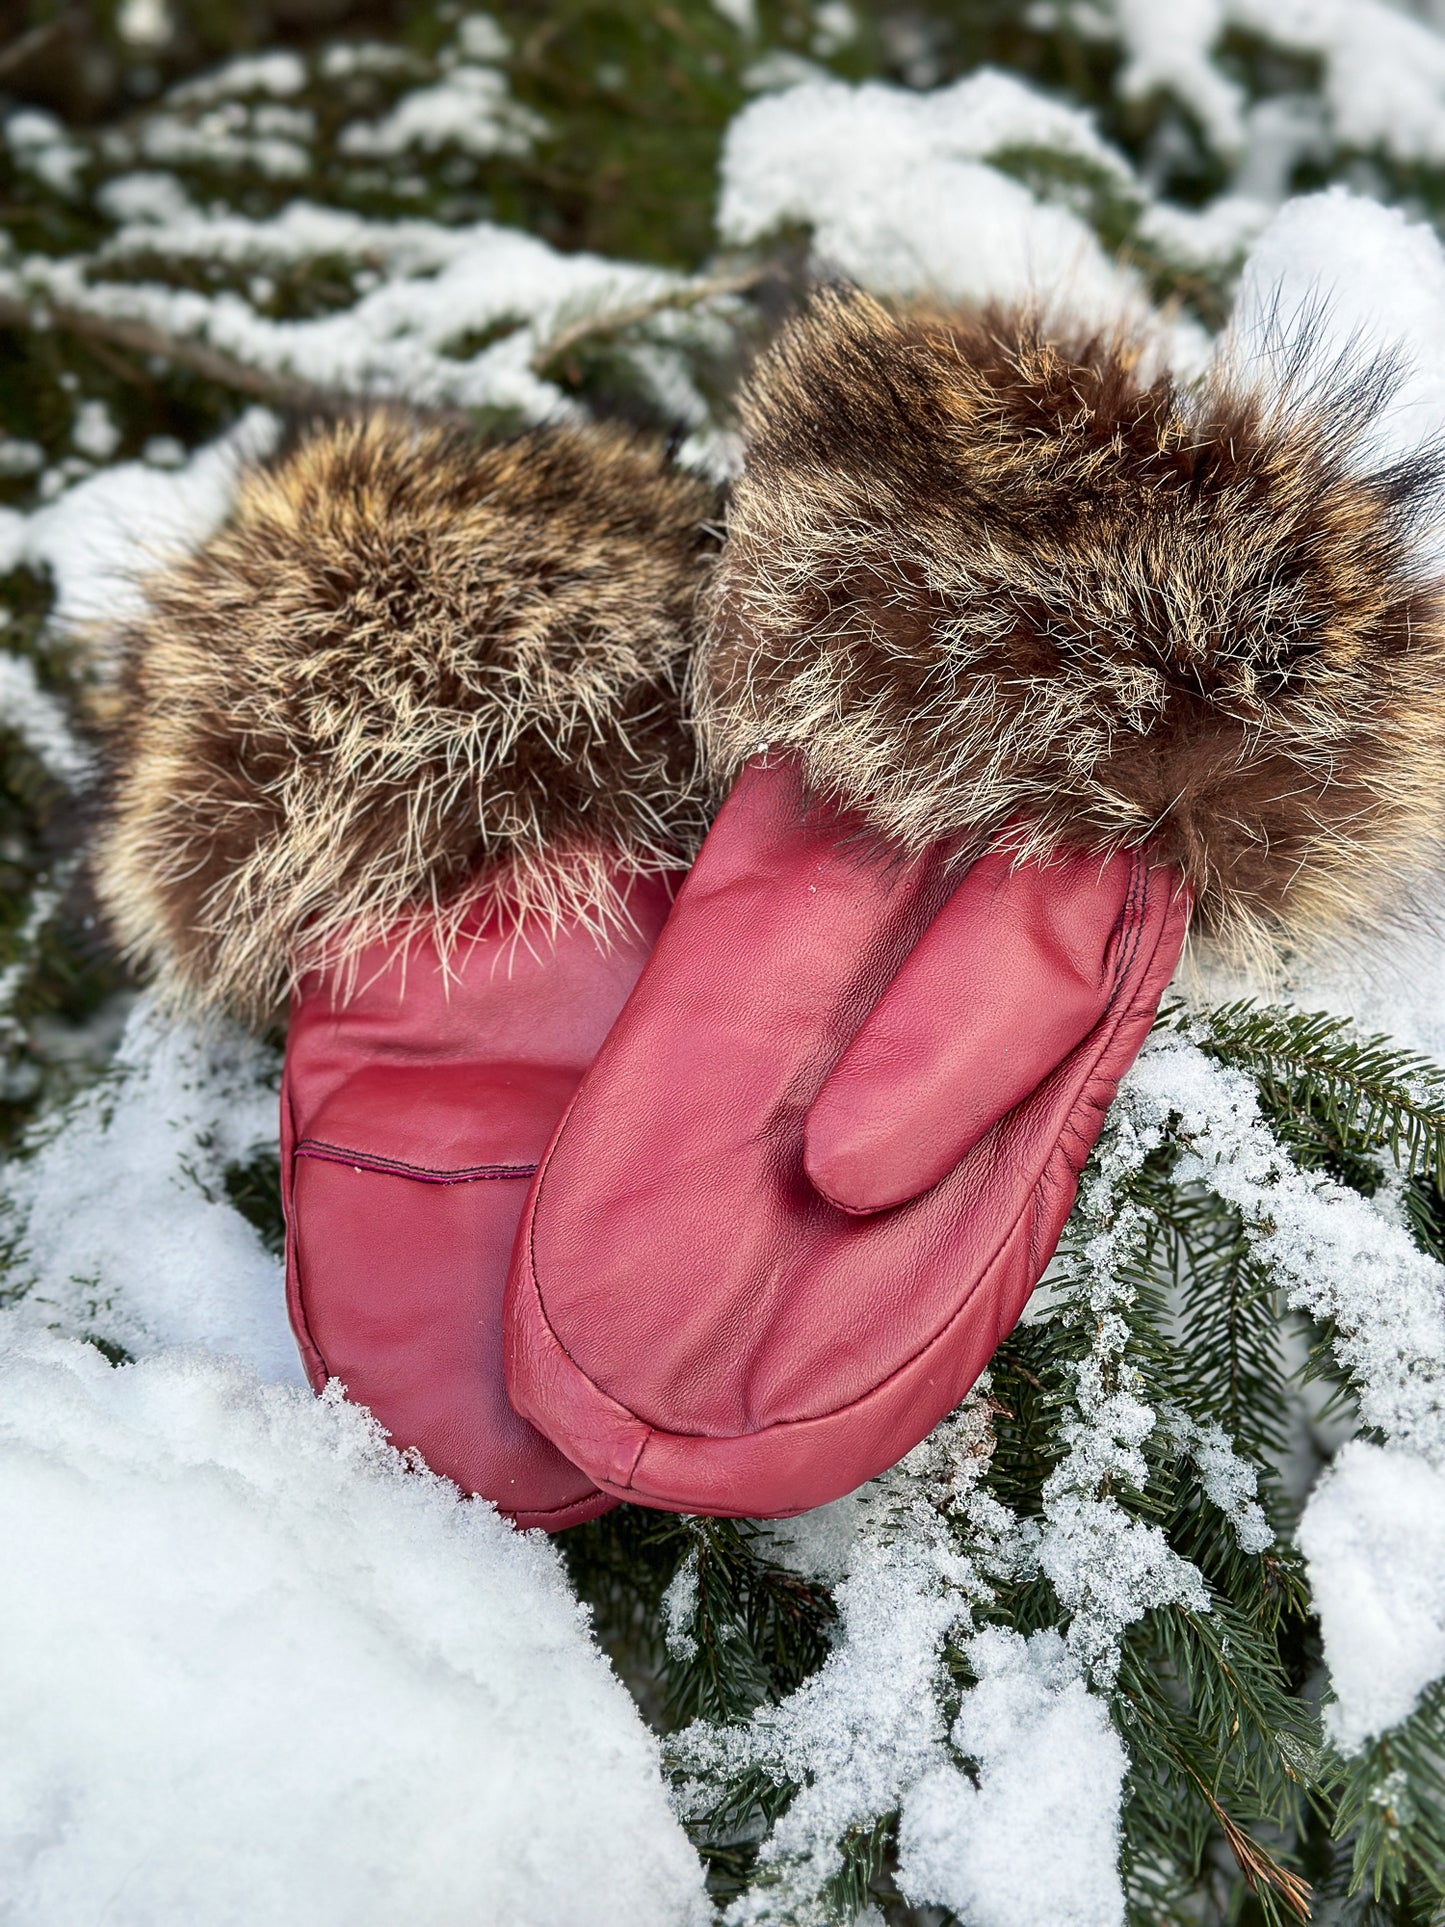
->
702;286;1445;957
95;410;716;1021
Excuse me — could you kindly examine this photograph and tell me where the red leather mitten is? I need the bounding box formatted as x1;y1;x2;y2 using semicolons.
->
95;411;714;1527
506;290;1445;1518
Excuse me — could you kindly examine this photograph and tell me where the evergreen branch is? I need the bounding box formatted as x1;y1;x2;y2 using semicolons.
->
822;1812;896;1919
0;13;80;84
1162;1001;1445;1189
528;262;770;375
1330;1680;1445;1905
1183;1759;1313;1923
663;1516;836;1727
0;290;324;406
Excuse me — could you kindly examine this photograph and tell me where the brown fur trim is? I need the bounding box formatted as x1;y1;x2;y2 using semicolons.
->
702;287;1445;958
94;410;716;1022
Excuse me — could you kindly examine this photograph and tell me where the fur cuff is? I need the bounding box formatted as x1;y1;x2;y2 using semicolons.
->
94;411;716;1021
701;287;1445;957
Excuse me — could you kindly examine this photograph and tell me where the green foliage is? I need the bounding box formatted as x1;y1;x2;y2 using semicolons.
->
1166;1000;1445;1194
1330;1679;1445;1914
222;1144;285;1257
986;1141;1320;1927
565;1505;835;1729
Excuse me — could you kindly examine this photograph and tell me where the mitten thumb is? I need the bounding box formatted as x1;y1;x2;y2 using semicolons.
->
804;847;1185;1214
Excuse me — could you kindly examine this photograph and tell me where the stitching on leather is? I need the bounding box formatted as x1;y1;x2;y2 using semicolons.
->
620;1429;651;1490
295;1139;537;1183
280;1077;328;1389
516;1490;613;1520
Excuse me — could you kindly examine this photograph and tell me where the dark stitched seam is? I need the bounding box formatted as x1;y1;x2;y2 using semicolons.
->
516;1490;613;1520
296;1139;536;1183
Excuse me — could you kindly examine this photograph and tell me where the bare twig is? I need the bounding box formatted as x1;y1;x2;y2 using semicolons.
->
0;259;770;409
529;263;768;375
0;290;324;405
0;14;79;86
1182;1759;1313;1922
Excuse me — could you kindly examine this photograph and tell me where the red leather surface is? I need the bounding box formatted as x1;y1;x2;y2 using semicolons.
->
505;758;1189;1518
282;866;679;1530
806;850;1135;1213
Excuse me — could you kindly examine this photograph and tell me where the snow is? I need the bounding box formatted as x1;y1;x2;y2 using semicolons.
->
718;71;1162;332
71;397;120;461
0;878;62;1043
0;1320;709;1927
0;652;91;786
1113;1032;1445;1760
1231;0;1445;171
1102;0;1445;171
1137;192;1269;271
5;110;86;196
1298;1441;1445;1751
0;409;274;634
1033;1143;1212;1685
116;0;170;49
711;0;759;34
1123;1037;1445;1463
338;65;545;161
1;1003;295;1380
1113;0;1244;155
1229;191;1445;522
11;222;687;421
662;1550;702;1662
134;103;313;181
96;168;194;225
318;41;416;80
673;1400;1038;1924
168;51;307;105
897;1629;1127;1927
1163;1412;1275;1555
0;435;43;477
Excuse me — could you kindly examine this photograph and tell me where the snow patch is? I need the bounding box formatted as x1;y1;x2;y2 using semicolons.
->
0;654;90;787
897;1628;1127;1927
718;71;1160;332
1103;0;1445;171
0;410;273;632
2;1002;296;1381
339;64;544;160
673;1399;1032;1922
1229;191;1445;544
0;1322;708;1926
1299;1441;1445;1751
12;224;682;420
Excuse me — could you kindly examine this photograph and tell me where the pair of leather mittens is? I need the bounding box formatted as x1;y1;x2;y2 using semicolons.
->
98;287;1445;1529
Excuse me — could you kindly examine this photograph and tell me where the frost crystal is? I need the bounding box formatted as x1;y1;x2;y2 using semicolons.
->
663;1551;701;1663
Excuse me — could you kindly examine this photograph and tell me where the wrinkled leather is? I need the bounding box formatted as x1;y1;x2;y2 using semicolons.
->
282;869;679;1530
505;757;1189;1518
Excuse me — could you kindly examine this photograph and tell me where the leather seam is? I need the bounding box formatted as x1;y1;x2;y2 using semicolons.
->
296;1139;537;1183
513;1490;613;1521
280;1075;327;1390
